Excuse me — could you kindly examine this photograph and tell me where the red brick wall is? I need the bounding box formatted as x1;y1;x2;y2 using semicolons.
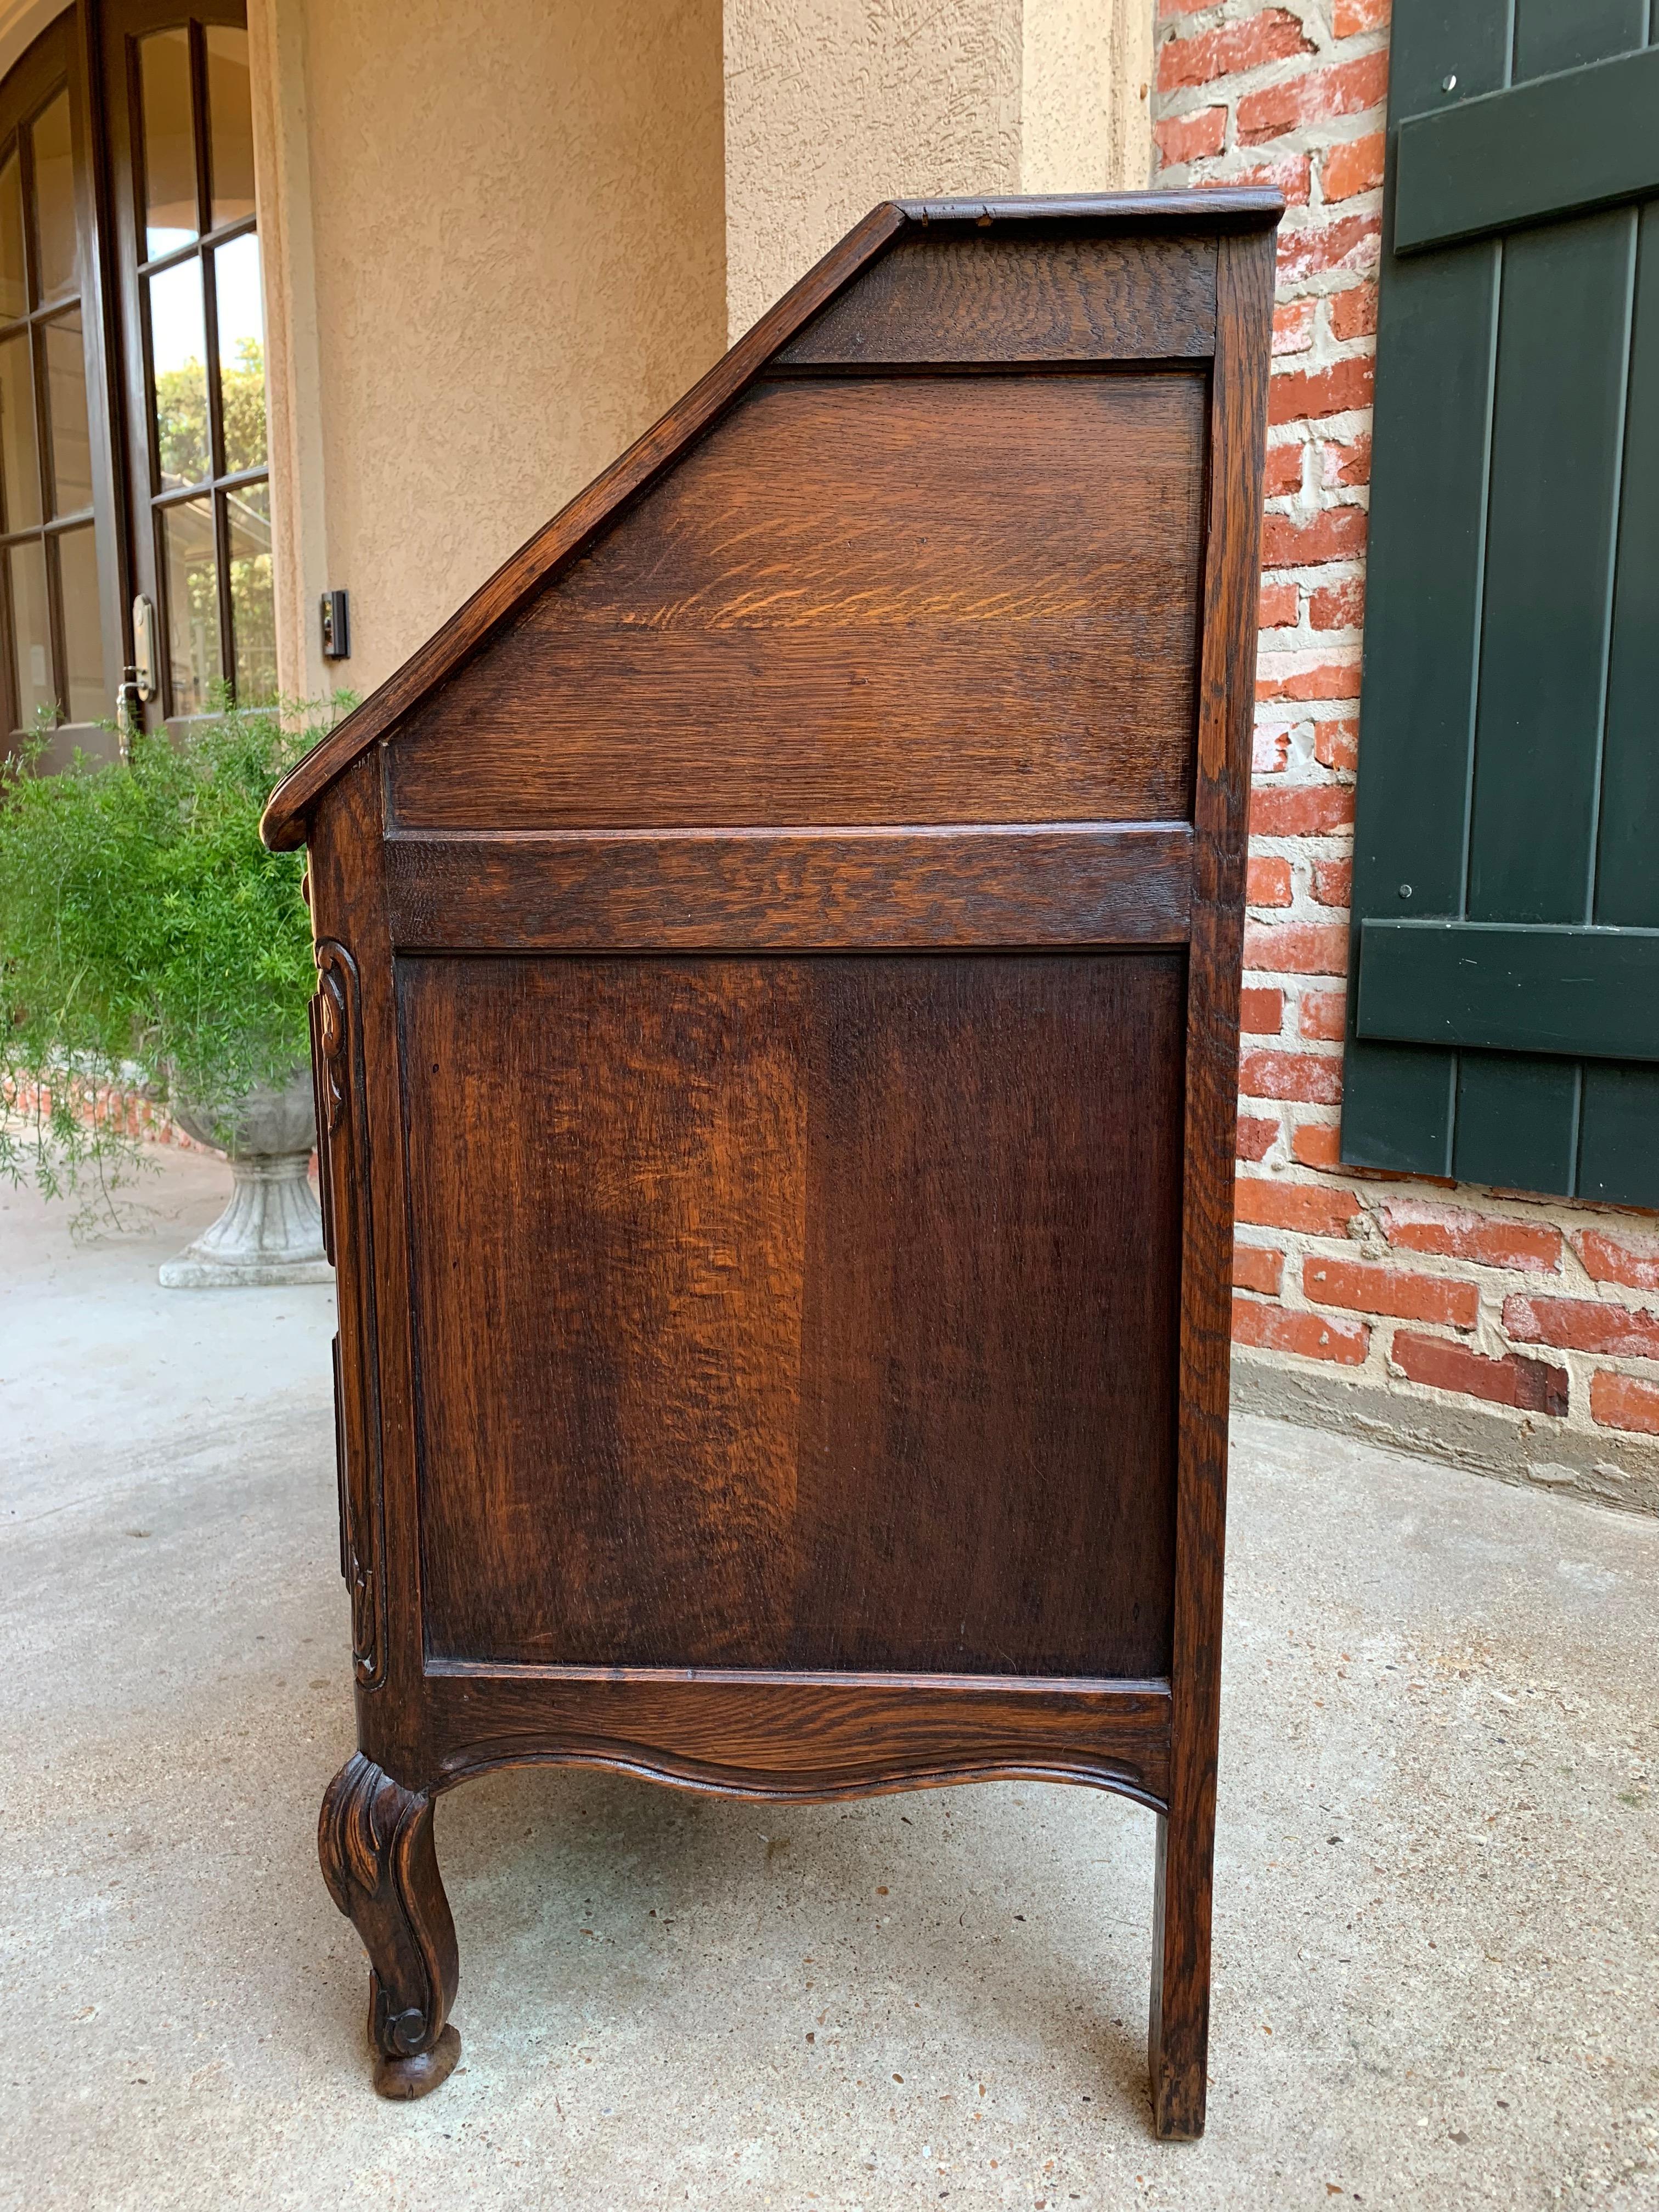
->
1152;0;1659;1498
2;1074;201;1152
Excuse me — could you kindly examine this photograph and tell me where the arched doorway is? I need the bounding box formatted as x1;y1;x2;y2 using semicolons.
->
0;0;269;768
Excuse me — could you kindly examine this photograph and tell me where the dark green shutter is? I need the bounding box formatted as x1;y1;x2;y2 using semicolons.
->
1342;0;1659;1206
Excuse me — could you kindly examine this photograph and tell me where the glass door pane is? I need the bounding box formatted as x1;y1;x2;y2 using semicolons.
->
114;5;268;719
161;492;219;710
213;229;263;470
148;255;209;487
31;90;76;300
226;475;272;698
0;152;25;320
0;328;39;528
44;309;92;512
8;534;50;723
57;521;104;721
0;14;119;746
204;27;253;229
137;29;196;258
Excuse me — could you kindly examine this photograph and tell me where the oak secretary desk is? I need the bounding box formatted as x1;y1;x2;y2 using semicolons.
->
262;189;1282;2135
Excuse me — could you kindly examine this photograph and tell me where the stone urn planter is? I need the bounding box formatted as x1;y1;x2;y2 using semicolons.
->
158;1066;334;1288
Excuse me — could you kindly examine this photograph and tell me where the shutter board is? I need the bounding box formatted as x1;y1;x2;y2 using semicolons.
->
1465;208;1633;927
1587;194;1659;1203
1596;198;1659;930
1342;0;1659;1205
1581;1070;1659;1208
1393;44;1659;252
1357;921;1659;1060
1513;0;1646;80
1453;1057;1579;1197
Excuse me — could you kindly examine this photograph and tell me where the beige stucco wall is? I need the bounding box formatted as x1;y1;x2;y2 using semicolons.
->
1022;0;1154;198
723;0;1154;343
247;0;329;709
244;0;1154;701
1;0;1154;716
251;0;727;704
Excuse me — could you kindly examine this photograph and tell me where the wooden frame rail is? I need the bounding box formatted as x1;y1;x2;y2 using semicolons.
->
383;824;1195;952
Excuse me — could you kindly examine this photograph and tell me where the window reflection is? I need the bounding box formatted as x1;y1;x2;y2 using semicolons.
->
138;29;196;258
205;27;255;231
0;330;38;529
0;54;111;733
215;231;264;472
161;493;220;712
227;477;273;701
132;20;272;713
8;535;50;724
148;256;209;487
32;91;76;298
0;153;24;320
57;524;104;723
44;311;92;513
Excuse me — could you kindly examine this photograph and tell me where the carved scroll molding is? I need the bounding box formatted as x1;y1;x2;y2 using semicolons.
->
311;941;387;1688
318;1754;460;2097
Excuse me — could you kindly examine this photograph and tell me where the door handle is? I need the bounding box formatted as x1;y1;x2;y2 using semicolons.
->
132;594;158;702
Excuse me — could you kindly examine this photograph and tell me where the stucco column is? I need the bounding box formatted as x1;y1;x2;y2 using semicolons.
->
723;0;1155;342
246;0;726;706
247;0;332;714
1022;0;1155;198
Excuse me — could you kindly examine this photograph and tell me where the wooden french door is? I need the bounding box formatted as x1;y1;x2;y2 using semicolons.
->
0;0;268;760
0;8;125;766
100;0;272;729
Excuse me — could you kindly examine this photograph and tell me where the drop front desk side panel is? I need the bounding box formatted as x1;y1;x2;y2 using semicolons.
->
289;195;1279;2132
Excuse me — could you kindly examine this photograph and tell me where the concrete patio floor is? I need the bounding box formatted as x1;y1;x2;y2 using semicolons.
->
2;1146;1656;2212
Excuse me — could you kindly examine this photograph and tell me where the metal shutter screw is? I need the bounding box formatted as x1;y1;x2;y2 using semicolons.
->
1399;884;1413;899
1442;73;1457;91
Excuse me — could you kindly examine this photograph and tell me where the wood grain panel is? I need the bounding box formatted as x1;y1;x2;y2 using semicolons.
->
383;825;1194;951
388;374;1207;830
552;374;1203;632
402;956;809;1669
792;953;1185;1675
402;951;1186;1678
422;1668;1172;1808
773;233;1218;364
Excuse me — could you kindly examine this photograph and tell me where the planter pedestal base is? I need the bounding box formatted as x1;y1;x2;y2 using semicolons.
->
160;1149;333;1288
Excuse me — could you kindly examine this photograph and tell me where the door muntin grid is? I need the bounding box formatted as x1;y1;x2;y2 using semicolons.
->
130;19;272;716
0;80;109;738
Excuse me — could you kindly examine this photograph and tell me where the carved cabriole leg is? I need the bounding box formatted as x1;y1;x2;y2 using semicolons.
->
319;1753;460;2098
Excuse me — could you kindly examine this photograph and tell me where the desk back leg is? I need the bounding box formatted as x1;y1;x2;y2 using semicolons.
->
1148;1799;1214;2138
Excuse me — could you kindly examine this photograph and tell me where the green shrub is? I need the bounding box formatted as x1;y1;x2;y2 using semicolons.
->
0;698;334;1201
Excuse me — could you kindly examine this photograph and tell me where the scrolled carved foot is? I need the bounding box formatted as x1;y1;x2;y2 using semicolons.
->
319;1753;460;2100
370;1984;461;2097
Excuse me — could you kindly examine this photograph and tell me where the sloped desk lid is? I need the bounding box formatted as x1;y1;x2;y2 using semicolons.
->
260;189;1282;854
